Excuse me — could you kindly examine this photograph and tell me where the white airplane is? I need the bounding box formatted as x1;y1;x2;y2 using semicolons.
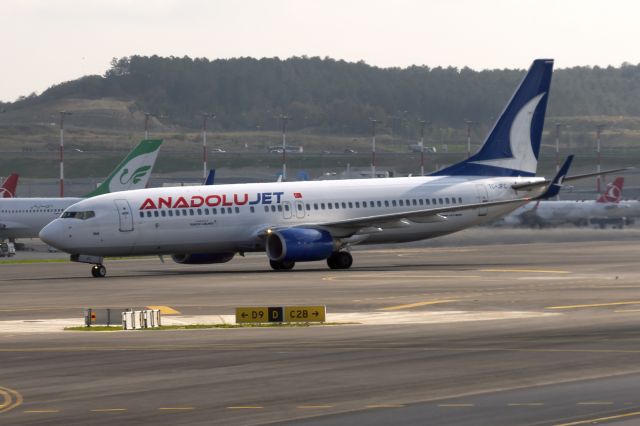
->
40;59;624;277
0;139;163;241
502;177;640;227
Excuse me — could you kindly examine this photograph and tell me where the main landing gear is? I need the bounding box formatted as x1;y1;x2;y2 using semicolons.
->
90;264;107;278
326;251;353;270
270;259;295;271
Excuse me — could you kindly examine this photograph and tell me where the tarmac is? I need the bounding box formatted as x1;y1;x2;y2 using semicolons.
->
1;227;640;425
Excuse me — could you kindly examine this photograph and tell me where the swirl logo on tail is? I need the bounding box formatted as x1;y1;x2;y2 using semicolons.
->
119;166;151;186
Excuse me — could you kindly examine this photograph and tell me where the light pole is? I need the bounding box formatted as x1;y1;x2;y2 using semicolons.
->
280;114;289;181
201;113;215;181
596;124;605;193
59;111;72;197
144;112;155;139
418;119;429;176
370;118;378;178
465;120;473;158
554;122;563;200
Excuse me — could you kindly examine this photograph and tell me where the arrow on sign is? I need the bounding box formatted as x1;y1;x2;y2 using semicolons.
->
312;311;319;317
241;312;248;318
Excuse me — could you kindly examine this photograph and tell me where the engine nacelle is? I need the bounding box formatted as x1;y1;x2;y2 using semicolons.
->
266;228;335;262
171;252;235;264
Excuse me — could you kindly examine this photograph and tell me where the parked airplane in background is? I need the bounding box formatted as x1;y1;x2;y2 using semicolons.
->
502;177;640;228
0;140;163;241
0;173;19;198
40;59;626;277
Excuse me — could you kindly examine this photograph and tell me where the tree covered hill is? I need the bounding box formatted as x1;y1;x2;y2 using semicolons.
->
4;55;640;134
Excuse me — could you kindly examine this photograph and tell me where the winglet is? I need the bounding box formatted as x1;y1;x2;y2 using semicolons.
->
538;155;573;199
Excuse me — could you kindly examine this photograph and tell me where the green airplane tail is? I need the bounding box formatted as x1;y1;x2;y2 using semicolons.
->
84;139;163;198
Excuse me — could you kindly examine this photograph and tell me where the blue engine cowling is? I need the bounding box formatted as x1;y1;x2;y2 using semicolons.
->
266;228;335;262
171;252;235;264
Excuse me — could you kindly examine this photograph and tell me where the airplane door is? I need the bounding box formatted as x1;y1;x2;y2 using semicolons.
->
475;184;489;216
295;200;305;219
282;201;293;219
114;199;134;232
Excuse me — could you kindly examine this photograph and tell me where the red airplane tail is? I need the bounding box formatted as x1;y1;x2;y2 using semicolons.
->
0;173;19;198
596;177;624;203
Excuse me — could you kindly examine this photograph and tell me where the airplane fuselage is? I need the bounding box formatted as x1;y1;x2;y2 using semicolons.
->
41;175;545;257
0;198;82;239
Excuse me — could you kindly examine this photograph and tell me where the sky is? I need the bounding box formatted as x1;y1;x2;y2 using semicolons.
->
2;0;639;102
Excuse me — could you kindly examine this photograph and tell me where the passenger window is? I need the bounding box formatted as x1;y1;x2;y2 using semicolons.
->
212;208;217;215
321;203;326;209
348;202;353;208
392;200;397;207
328;203;333;209
355;202;360;208
305;204;310;210
277;205;283;212
182;209;188;215
168;210;173;216
221;208;225;215
204;208;209;215
284;204;289;211
189;209;194;216
197;209;202;215
250;206;255;213
161;210;166;217
146;211;152;218
432;199;437;205
227;207;232;214
438;198;443;204
175;210;180;217
314;203;319;210
271;205;276;212
154;211;159;217
419;199;424;205
384;200;389;207
341;202;347;209
399;200;404;206
451;198;456;204
459;197;463;203
413;199;417;206
335;203;339;209
139;212;144;218
264;206;269;212
235;207;240;213
445;198;450;204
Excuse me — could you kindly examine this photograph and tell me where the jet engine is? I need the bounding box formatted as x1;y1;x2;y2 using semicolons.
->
266;228;335;262
171;252;235;264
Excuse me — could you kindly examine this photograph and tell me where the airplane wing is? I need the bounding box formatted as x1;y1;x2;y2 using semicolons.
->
254;196;534;240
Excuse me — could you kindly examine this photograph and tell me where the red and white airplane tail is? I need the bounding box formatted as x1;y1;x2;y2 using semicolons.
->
596;177;624;203
0;173;19;198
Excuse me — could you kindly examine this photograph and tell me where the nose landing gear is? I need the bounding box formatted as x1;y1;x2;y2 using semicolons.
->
91;264;107;278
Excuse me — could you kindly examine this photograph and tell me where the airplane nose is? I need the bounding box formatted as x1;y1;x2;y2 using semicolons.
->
39;220;65;249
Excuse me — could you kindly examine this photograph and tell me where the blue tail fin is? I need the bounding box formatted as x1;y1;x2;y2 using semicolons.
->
204;169;216;185
432;59;554;177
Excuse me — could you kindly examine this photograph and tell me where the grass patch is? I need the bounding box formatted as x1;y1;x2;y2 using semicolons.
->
65;322;350;331
0;258;68;264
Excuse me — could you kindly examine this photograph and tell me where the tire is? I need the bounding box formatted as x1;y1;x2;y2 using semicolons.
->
327;251;353;270
270;260;295;271
91;264;107;278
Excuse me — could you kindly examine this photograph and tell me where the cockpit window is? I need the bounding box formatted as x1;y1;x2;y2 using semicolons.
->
61;211;95;220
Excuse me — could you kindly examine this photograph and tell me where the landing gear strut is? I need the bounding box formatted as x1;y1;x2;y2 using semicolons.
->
91;264;107;278
327;251;353;270
269;259;295;271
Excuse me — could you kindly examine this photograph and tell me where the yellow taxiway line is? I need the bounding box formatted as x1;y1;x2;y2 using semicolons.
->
146;306;181;315
547;301;640;310
555;410;640;426
379;300;457;311
480;268;570;274
0;386;23;414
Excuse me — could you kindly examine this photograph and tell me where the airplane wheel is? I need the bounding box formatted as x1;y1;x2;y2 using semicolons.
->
327;251;353;270
270;260;295;271
91;264;107;278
